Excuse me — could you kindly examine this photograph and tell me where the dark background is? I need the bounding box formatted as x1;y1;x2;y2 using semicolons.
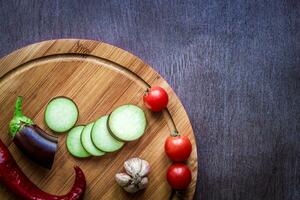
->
0;0;299;199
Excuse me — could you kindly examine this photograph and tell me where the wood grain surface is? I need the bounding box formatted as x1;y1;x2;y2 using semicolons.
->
0;39;197;199
0;1;299;200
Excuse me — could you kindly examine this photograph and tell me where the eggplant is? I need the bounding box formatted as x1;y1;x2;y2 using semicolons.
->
9;96;58;169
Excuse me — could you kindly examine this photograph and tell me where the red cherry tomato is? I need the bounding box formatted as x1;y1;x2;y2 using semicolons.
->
167;163;192;190
165;132;192;162
143;86;168;112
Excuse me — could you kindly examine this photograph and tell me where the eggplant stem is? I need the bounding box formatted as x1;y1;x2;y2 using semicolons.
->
14;96;24;116
9;96;33;137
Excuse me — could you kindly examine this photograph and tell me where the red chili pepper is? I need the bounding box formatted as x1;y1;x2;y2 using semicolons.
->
0;139;86;200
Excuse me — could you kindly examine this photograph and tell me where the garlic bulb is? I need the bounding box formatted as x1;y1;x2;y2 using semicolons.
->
115;158;150;193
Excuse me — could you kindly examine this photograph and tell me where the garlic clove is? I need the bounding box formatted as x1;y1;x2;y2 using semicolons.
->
139;160;150;177
124;157;142;176
123;184;140;193
138;177;148;190
115;173;132;187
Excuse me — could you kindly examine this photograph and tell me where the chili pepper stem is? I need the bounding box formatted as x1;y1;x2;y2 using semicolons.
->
9;96;33;138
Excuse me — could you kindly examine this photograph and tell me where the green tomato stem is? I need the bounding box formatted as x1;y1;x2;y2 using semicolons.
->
171;130;180;137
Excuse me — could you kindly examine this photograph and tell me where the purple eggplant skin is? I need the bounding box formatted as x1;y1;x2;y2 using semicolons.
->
14;125;58;169
9;96;58;169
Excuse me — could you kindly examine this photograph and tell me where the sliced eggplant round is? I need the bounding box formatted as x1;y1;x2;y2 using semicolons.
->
45;97;79;133
92;116;124;152
108;105;147;141
81;122;105;156
67;126;91;158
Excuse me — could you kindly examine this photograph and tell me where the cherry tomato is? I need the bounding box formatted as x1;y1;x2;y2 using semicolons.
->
167;163;192;190
143;86;168;112
165;132;192;162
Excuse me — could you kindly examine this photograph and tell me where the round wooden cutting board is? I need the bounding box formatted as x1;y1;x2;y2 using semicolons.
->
0;39;197;200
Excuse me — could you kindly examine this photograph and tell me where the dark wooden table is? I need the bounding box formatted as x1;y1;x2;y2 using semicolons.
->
0;1;299;200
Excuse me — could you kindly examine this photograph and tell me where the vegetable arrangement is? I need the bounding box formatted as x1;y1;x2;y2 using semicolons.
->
2;84;193;198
